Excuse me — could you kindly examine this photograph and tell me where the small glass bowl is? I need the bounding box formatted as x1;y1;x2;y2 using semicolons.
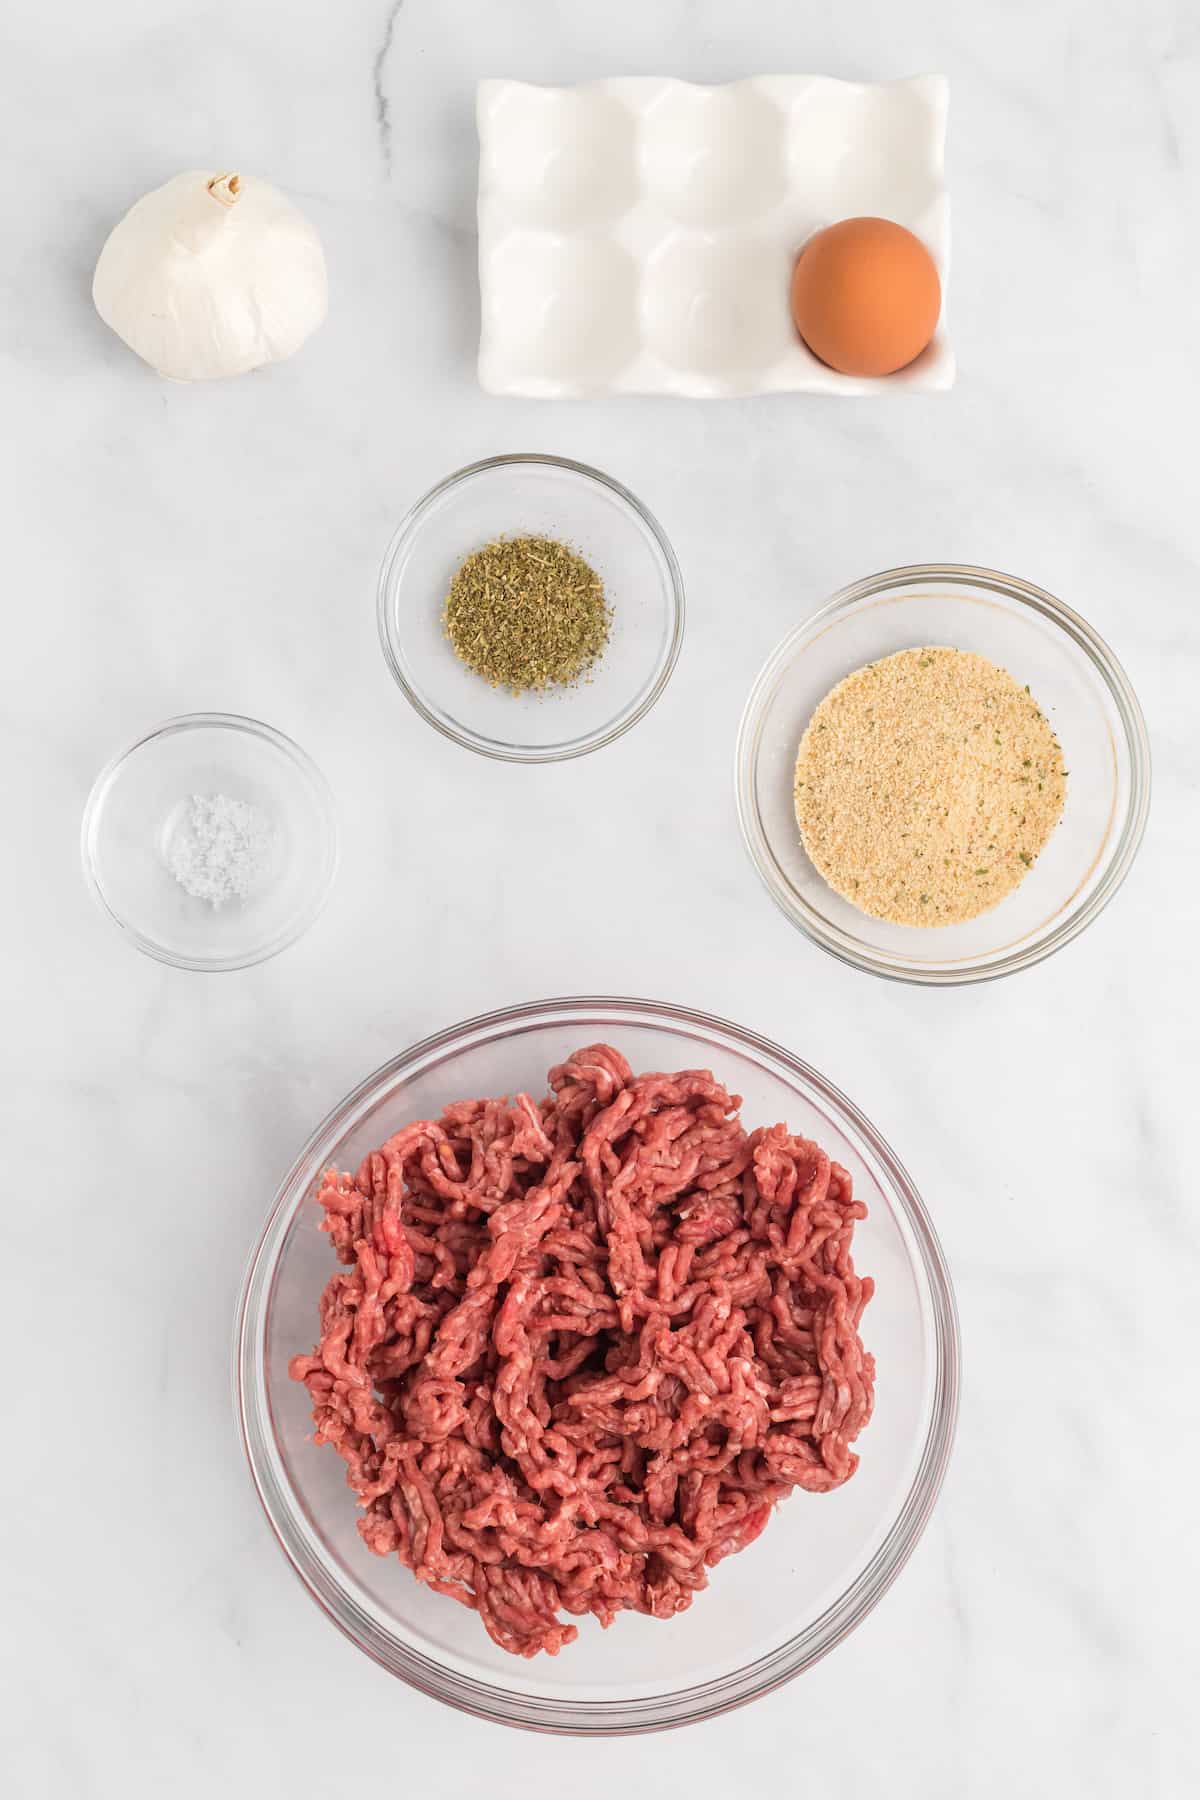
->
237;996;959;1734
377;454;685;762
736;565;1151;985
81;712;338;971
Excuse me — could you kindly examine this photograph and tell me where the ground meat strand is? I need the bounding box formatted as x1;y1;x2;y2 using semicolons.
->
290;1044;875;1657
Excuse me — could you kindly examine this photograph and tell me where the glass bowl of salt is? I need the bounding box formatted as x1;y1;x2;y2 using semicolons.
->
81;712;338;971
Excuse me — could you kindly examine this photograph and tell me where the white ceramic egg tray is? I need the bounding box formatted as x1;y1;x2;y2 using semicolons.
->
477;75;952;399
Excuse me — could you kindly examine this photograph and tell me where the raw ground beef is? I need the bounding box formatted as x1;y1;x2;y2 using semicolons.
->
290;1043;875;1657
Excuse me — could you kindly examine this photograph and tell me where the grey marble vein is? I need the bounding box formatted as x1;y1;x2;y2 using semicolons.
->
372;0;406;175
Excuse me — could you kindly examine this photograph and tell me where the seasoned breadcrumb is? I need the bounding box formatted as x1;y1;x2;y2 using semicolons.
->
793;646;1067;927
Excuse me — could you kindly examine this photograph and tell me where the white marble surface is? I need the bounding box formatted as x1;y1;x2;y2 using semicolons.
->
2;1;1198;1794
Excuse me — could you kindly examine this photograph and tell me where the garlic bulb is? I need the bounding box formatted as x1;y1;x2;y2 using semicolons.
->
93;171;327;381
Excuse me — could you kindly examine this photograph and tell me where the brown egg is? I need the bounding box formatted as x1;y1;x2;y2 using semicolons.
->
790;217;941;377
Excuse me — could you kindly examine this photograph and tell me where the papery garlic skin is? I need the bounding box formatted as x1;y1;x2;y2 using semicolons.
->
93;171;328;381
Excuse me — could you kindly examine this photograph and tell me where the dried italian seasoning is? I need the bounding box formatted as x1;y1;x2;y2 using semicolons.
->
443;535;611;694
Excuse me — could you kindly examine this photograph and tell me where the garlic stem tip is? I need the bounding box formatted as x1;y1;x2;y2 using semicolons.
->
208;172;242;207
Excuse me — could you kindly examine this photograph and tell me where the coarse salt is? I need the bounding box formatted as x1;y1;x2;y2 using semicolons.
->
166;793;274;908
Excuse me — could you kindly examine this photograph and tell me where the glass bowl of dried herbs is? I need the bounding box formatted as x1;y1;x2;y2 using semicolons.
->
377;455;685;761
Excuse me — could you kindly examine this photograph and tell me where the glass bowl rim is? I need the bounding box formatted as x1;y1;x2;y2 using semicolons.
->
376;453;686;765
235;993;960;1735
79;709;340;972
735;561;1152;987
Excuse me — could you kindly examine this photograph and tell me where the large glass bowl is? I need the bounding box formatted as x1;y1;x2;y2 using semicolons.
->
236;997;959;1734
377;455;684;762
736;565;1151;984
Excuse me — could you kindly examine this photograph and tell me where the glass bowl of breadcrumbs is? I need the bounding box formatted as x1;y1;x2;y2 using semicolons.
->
736;564;1150;985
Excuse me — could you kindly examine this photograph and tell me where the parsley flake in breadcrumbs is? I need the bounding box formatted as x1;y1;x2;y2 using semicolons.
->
793;646;1067;926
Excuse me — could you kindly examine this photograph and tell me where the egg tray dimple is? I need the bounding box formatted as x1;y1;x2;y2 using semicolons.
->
477;74;952;399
